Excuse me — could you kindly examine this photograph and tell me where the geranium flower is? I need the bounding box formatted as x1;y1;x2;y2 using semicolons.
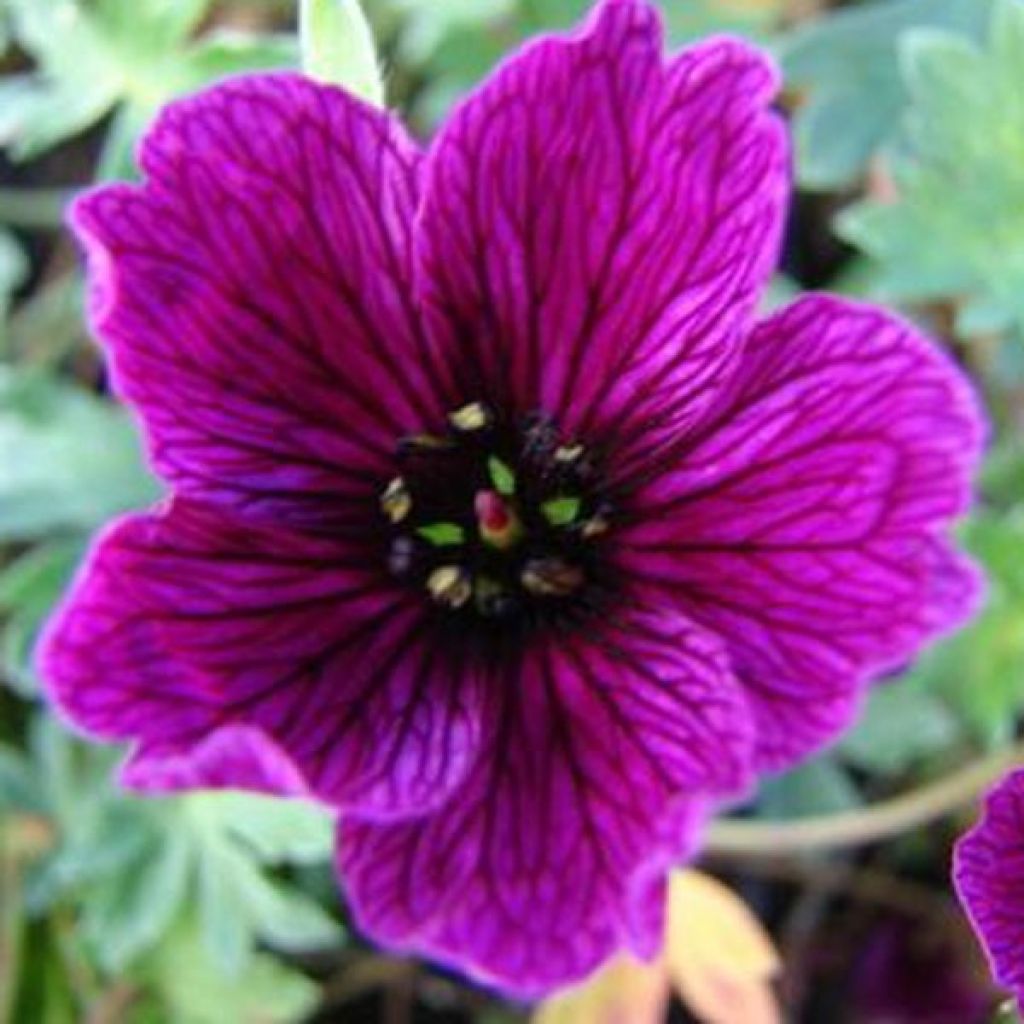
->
41;0;983;997
955;769;1024;1010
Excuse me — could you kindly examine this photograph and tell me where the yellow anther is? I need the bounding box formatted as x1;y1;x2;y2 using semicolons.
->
381;478;411;523
554;443;585;464
427;566;473;609
449;402;493;432
521;558;585;598
398;433;457;453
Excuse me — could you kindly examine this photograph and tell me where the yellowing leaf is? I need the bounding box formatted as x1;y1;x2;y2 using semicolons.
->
665;870;781;1024
532;955;669;1024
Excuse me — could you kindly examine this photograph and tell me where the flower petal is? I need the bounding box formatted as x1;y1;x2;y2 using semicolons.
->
72;73;453;527
119;724;310;796
419;0;787;474
622;295;984;769
955;769;1024;1008
336;605;753;997
38;500;484;818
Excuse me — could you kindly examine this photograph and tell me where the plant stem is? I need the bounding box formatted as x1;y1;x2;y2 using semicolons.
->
705;743;1024;856
0;188;76;231
0;829;24;1024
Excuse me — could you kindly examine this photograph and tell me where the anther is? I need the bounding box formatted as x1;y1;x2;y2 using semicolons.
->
381;477;411;523
397;434;457;455
581;514;611;539
521;558;585;598
427;566;473;609
388;536;418;576
449;402;493;433
554;443;585;465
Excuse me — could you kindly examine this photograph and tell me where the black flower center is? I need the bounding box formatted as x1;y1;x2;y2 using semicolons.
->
381;403;615;630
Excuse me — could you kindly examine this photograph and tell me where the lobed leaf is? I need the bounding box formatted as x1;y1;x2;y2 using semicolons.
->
838;0;1024;337
781;0;992;189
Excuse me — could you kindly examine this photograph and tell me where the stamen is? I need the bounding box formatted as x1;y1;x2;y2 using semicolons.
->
381;478;411;523
398;434;457;454
521;558;585;597
449;402;493;433
382;404;609;622
554;443;585;465
427;566;473;609
581;515;611;539
475;490;522;550
388;536;418;576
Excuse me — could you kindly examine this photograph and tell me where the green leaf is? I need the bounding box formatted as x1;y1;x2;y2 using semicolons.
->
0;0;281;163
0;74;118;162
0;541;83;696
141;917;320;1024
184;792;341;975
541;496;581;527
839;684;962;774
221;855;340;955
890;510;1024;746
0;369;159;540
95;0;211;50
195;839;252;976
300;0;384;106
417;522;466;546
781;0;992;189
81;825;191;971
756;757;861;819
190;792;334;865
180;30;297;90
0;744;44;814
838;0;1024;337
0;226;26;299
390;0;513;63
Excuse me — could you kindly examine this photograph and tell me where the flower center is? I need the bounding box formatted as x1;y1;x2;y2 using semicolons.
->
381;403;613;626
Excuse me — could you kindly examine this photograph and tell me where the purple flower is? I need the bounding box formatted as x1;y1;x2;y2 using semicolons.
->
40;0;983;997
955;769;1024;1009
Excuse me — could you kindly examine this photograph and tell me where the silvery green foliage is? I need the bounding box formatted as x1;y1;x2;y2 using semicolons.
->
782;0;992;189
0;0;296;175
839;0;1024;338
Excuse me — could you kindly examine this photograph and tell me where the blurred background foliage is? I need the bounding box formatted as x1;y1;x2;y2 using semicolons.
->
0;0;1022;1021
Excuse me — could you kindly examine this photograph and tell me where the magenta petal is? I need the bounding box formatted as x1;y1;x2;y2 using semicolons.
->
622;295;984;770
336;605;753;997
39;501;484;817
119;724;310;796
955;769;1024;1008
72;73;454;527
419;0;787;471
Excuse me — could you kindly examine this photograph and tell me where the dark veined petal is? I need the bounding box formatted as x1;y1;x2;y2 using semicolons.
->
955;769;1024;1009
71;73;455;528
418;0;787;476
39;501;484;818
337;605;753;997
620;295;984;770
119;724;310;795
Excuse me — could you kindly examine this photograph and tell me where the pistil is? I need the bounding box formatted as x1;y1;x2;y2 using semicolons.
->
475;490;523;550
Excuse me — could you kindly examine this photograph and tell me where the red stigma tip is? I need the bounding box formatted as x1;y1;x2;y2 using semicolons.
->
475;490;511;532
